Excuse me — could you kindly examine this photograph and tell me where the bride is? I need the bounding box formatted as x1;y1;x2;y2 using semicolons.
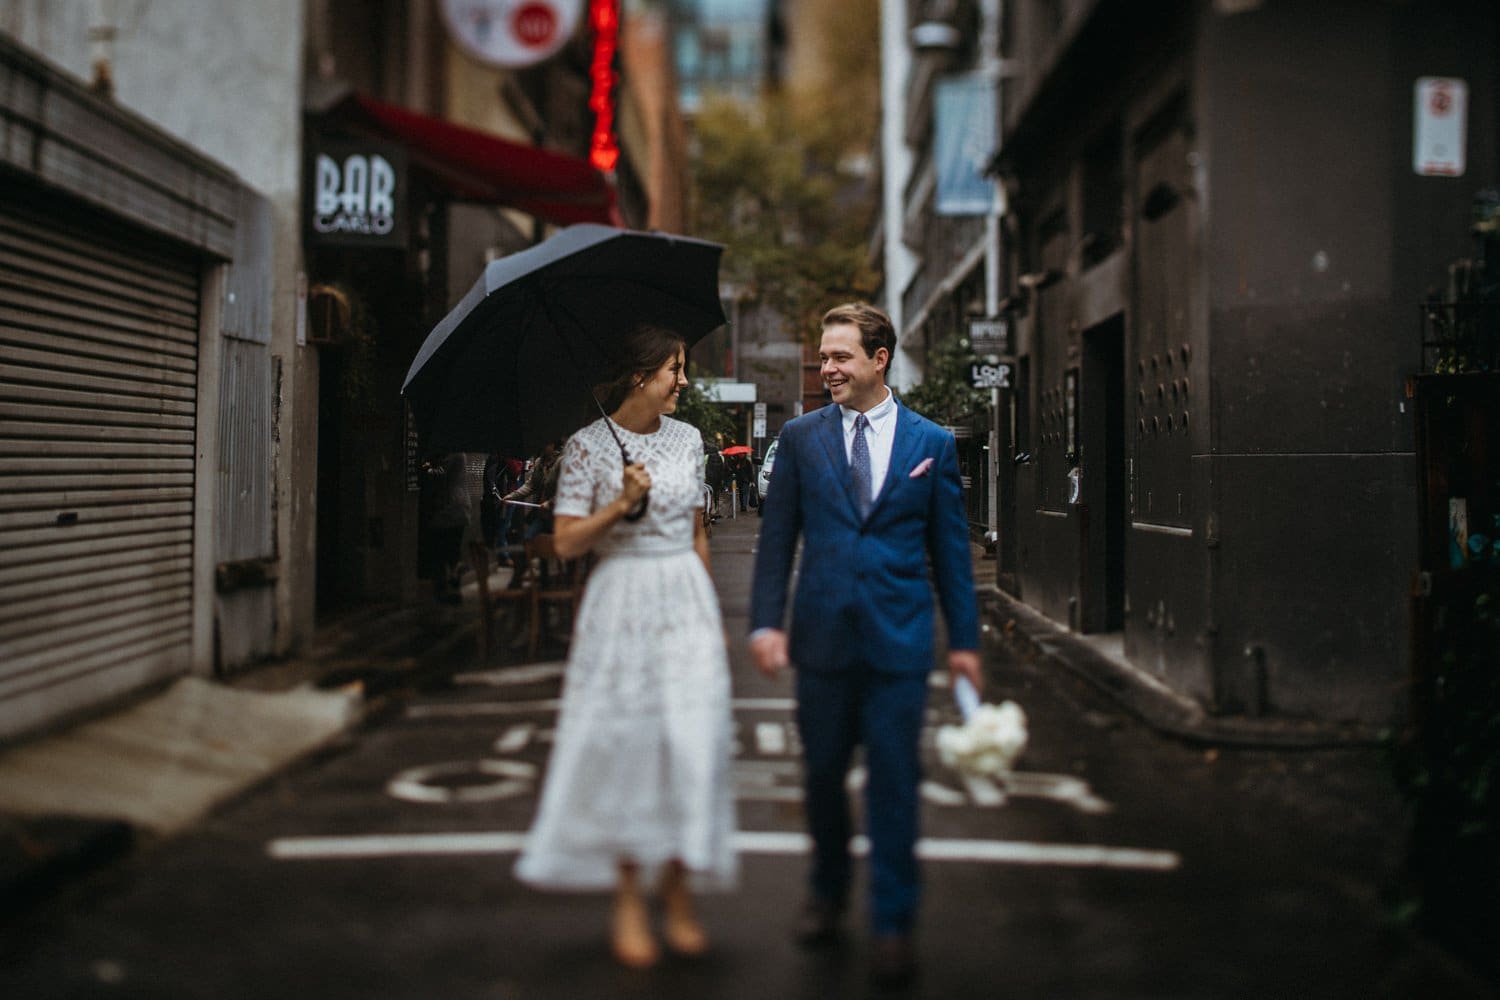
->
514;324;737;968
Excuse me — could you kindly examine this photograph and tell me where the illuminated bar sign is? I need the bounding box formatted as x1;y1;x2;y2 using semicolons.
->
306;138;408;247
588;0;620;173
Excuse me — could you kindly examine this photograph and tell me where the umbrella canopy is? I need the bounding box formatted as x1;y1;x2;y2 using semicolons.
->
721;445;752;456
402;224;726;457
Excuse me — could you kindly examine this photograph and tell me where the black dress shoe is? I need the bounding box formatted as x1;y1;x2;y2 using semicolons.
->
869;934;917;989
792;898;844;948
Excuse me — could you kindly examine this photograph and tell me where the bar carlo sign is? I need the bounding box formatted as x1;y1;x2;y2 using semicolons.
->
306;139;408;247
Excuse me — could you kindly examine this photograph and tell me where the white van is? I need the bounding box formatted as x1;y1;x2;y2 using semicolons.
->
756;438;778;516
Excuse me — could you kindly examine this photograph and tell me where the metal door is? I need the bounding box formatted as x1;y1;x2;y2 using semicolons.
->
0;184;201;738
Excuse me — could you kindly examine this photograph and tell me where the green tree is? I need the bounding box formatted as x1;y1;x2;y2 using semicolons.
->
689;0;881;343
898;333;990;428
673;380;738;446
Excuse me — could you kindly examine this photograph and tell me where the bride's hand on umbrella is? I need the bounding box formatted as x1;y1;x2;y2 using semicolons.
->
619;463;652;508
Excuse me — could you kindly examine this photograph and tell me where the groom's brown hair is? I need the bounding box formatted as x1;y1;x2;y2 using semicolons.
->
822;302;896;367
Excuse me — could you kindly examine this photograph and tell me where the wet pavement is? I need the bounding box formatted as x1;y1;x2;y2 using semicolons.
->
0;513;1493;999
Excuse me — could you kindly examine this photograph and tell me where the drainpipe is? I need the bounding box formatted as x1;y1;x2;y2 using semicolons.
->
981;0;1005;544
88;0;117;97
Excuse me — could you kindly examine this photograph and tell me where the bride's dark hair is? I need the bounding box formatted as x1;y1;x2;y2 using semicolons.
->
596;323;686;413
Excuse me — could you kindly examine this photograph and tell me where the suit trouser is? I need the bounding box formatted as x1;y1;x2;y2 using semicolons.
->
795;667;928;935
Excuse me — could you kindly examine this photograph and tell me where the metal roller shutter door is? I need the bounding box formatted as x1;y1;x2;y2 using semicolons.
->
0;186;201;738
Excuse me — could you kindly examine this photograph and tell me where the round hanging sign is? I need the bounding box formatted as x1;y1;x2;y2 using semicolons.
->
439;0;585;68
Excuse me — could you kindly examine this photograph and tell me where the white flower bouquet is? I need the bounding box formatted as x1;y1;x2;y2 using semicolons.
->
936;677;1028;778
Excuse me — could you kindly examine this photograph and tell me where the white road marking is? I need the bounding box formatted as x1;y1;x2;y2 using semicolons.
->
408;700;562;718
406;697;796;720
494;724;535;753
386;760;537;804
961;773;1006;807
455;664;566;686
754;721;787;755
1005;772;1113;815
733;760;801;800
267;830;1180;871
733;698;799;711
920;781;968;806
402;691;1110;813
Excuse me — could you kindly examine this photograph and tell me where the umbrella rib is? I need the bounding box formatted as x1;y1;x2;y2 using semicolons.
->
535;281;632;465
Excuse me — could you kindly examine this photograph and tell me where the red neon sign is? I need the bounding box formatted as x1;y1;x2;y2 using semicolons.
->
588;0;620;173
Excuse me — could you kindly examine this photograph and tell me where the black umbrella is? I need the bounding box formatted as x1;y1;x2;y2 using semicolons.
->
402;224;727;461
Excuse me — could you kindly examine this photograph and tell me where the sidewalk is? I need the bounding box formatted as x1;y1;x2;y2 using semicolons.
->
0;568;506;916
968;541;1385;748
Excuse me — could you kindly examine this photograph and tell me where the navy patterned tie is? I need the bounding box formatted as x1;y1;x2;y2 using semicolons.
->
851;413;872;519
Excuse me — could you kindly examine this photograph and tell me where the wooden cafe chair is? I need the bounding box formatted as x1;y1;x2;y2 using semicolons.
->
525;534;589;659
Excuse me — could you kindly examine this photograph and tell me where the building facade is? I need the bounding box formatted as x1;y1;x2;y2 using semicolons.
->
885;0;1499;728
0;0;305;738
0;0;681;740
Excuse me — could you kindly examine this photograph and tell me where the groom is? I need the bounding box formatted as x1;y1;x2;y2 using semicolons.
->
749;302;981;985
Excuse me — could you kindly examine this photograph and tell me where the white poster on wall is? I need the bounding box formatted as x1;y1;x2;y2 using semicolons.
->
1414;77;1467;177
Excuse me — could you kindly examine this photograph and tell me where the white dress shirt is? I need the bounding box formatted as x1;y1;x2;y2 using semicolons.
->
841;387;897;506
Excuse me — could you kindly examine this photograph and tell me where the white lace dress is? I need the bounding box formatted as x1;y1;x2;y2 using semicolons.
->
514;415;738;891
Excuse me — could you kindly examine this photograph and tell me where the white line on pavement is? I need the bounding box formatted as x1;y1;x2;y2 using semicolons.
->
455;664;566;686
266;831;1180;871
406;697;798;719
407;700;561;718
755;721;787;755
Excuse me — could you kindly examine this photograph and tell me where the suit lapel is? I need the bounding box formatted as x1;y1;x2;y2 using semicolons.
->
815;404;861;515
869;401;923;520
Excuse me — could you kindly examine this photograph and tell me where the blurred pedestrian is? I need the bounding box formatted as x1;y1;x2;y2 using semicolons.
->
703;442;726;520
515;323;736;969
485;455;524;564
731;454;753;511
503;439;562;540
748;302;981;987
425;452;470;604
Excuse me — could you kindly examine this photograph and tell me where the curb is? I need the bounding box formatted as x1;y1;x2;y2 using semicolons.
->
978;585;1385;750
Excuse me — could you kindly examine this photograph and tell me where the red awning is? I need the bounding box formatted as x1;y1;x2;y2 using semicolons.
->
321;94;618;227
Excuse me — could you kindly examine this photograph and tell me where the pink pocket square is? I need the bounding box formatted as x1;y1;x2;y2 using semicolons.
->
908;457;935;478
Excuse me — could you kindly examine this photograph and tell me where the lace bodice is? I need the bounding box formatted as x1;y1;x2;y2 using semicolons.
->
554;415;704;555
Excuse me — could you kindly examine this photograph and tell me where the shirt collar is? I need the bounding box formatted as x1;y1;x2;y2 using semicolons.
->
841;387;896;434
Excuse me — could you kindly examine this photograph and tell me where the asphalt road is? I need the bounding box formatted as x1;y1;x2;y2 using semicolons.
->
1;513;1493;999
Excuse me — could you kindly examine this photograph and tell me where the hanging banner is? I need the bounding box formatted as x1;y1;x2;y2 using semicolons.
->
934;74;1000;216
305;138;408;247
439;0;585;69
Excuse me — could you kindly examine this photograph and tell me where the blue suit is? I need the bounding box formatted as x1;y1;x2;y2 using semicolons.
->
750;398;978;933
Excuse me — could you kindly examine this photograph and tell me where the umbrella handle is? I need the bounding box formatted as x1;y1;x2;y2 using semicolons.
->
621;453;650;522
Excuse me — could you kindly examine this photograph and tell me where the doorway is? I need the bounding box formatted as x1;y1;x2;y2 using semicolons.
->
1081;316;1126;632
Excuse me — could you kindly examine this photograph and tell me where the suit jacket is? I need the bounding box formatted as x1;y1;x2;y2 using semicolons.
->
750;398;979;674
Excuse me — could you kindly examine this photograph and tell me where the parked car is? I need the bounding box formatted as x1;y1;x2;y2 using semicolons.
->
756;438;778;517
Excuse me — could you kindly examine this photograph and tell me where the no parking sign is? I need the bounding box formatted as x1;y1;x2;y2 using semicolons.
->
1414;77;1467;177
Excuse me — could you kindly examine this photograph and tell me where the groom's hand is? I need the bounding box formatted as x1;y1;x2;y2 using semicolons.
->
750;629;790;679
948;649;983;695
